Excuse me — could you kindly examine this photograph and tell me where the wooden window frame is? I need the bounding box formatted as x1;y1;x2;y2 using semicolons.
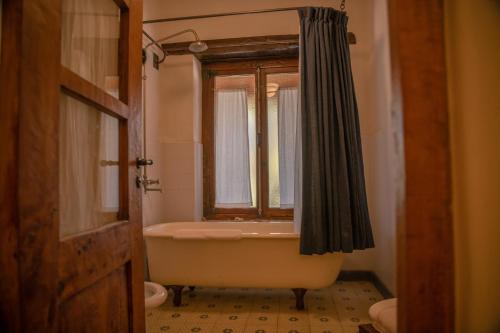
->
202;58;298;220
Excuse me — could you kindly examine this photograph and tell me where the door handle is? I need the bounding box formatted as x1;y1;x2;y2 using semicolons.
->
136;158;153;168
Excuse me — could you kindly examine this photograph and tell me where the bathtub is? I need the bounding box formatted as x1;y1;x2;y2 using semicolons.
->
143;221;344;309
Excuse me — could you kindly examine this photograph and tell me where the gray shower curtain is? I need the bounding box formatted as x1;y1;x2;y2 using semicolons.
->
298;7;374;254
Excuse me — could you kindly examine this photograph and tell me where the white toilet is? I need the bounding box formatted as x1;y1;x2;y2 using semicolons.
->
368;298;397;333
144;281;168;309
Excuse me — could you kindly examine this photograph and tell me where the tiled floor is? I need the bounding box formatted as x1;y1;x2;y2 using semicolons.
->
146;281;384;333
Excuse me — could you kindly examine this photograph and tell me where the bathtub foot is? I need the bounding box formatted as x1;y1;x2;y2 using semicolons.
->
188;286;195;291
167;285;184;307
292;288;307;310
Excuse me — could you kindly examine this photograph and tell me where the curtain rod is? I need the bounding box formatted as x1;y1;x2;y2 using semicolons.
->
143;7;312;24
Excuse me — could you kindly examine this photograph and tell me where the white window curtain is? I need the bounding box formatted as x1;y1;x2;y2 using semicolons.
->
59;0;120;237
215;89;253;208
278;88;299;209
294;72;303;233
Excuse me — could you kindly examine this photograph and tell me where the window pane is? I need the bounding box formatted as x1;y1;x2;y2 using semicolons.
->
267;73;299;208
61;0;120;97
59;93;120;238
214;75;256;208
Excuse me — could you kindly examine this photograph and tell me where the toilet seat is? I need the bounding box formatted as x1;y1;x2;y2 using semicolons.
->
368;298;397;333
144;281;168;309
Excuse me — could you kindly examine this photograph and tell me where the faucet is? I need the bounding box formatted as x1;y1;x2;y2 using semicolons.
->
136;174;162;193
135;158;162;193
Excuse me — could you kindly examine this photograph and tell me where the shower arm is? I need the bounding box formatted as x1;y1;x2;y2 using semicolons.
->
144;29;200;49
142;29;201;66
142;30;168;64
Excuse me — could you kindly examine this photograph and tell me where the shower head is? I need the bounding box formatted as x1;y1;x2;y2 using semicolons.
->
146;29;208;54
143;29;207;66
188;40;208;53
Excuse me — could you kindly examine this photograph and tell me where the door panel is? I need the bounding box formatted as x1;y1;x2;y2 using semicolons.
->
58;221;131;301
0;0;145;332
58;267;130;333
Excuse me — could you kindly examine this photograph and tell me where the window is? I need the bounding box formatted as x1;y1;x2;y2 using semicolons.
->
202;59;299;219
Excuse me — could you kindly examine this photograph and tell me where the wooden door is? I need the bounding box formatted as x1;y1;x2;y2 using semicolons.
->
0;0;145;332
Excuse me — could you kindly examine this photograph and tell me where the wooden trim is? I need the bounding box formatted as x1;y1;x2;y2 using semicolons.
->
118;119;130;220
359;324;381;333
60;67;130;120
388;0;454;332
166;35;298;63
11;1;62;331
0;0;22;331
201;67;216;218
202;58;298;220
337;270;394;299
123;1;146;332
117;2;131;222
58;221;131;301
162;34;356;63
165;35;299;53
204;58;298;71
113;0;130;9
118;2;130;104
208;208;260;221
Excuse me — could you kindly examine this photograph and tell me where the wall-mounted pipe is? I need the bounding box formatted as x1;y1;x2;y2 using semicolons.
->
142;30;167;65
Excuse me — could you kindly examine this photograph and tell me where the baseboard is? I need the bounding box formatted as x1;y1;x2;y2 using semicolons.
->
359;324;381;333
338;270;394;299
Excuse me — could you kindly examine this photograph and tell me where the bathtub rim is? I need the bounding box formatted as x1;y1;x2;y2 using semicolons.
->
143;221;300;239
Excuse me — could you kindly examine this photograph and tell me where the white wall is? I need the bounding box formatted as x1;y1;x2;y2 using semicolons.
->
143;0;397;294
370;0;398;295
141;37;165;227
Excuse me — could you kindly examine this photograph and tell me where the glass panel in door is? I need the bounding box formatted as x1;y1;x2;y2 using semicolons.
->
59;93;120;238
61;0;121;97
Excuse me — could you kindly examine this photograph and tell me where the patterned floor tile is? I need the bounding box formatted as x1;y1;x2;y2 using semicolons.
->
222;302;254;313
340;327;359;333
158;310;190;325
146;282;381;333
251;302;280;313
277;325;310;333
246;312;278;326
184;311;222;324
278;312;309;327
184;323;216;333
307;303;337;314
153;322;188;333
309;324;343;333
338;314;371;327
218;312;250;326
210;324;246;333
243;325;278;333
308;313;341;327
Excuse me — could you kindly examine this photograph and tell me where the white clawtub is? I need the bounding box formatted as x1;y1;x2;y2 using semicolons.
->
144;221;343;309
